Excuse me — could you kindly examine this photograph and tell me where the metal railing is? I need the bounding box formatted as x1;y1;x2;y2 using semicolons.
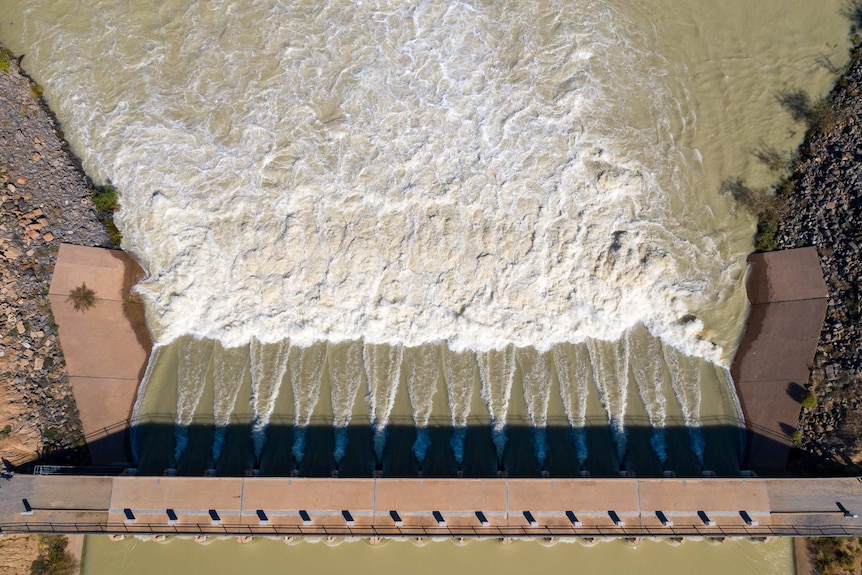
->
1;520;860;539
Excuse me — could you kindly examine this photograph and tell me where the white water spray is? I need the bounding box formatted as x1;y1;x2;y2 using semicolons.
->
552;343;591;466
405;345;440;466
248;338;291;461
328;341;364;465
663;343;705;467
586;338;630;468
443;348;476;467
364;343;404;465
175;338;214;464
290;343;326;465
516;348;552;470
211;344;250;465
627;325;669;466
478;347;515;465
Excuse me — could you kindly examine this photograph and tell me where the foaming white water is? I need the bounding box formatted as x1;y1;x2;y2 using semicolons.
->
405;346;439;429
516;348;552;468
131;345;163;463
662;344;705;466
478;347;516;462
328;341;364;464
15;0;752;364
404;346;439;464
627;325;669;465
364;343;404;462
211;344;250;464
442;348;476;467
587;338;629;466
175;339;214;463
248;339;290;460
443;349;476;429
289;343;325;464
553;343;591;465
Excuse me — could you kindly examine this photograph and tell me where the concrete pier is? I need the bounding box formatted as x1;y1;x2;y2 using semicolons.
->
730;247;828;474
48;243;151;466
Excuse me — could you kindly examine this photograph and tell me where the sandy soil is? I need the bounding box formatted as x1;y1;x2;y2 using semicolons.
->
0;534;39;575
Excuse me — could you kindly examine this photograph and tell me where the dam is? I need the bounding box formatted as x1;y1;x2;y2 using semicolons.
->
1;243;854;542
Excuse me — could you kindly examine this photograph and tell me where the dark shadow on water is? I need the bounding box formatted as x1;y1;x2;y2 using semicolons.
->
13;417;856;478
120;418;751;478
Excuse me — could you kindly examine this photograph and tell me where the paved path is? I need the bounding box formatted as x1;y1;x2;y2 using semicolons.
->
730;247;828;474
48;243;151;465
1;475;859;538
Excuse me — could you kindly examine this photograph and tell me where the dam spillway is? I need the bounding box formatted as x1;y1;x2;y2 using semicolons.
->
43;245;827;481
128;336;743;478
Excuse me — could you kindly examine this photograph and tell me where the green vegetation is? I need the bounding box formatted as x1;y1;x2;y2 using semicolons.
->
106;217;122;244
791;429;803;445
842;0;862;36
67;282;96;313
91;184;123;245
809;537;862;575
92;184;118;213
30;535;78;575
0;424;12;439
800;390;817;409
0;46;13;73
29;83;44;101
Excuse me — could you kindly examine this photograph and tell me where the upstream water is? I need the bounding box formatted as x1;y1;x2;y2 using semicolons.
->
0;0;849;480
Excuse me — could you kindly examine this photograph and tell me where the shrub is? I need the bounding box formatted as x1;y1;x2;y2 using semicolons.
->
800;390;817;409
67;282;96;313
809;537;862;575
752;142;789;174
30;535;78;575
92;185;118;213
0;424;11;439
105;216;123;245
776;89;835;134
0;47;13;73
719;178;787;252
790;430;803;445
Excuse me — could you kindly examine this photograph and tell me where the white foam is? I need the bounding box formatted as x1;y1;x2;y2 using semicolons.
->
22;0;749;365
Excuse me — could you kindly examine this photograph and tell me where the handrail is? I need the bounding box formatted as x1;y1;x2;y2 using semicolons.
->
1;520;860;538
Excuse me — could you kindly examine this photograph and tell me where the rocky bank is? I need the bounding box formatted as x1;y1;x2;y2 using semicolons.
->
773;45;862;473
1;48;116;472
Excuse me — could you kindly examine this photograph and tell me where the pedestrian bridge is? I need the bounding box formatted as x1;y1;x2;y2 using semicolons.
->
1;474;860;539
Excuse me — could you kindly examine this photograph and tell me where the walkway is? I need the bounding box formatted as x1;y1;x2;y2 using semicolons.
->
48;243;151;465
0;475;859;538
730;247;828;473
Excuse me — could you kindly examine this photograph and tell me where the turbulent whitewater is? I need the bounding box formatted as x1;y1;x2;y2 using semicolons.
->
12;0;752;362
5;0;850;475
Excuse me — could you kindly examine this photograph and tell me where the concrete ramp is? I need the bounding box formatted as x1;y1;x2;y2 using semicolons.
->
731;247;828;474
48;244;151;465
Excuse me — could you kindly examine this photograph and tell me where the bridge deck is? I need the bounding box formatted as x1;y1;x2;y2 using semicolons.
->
1;475;859;538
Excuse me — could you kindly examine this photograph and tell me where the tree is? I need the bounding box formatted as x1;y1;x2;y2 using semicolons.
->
67;282;96;313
